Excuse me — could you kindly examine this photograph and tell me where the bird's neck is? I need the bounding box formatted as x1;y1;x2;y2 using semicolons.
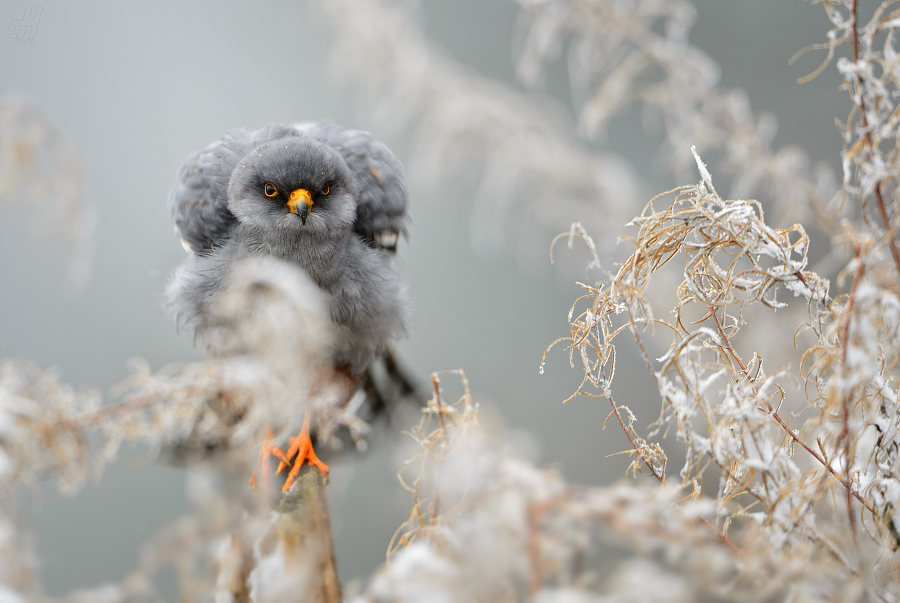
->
239;225;350;288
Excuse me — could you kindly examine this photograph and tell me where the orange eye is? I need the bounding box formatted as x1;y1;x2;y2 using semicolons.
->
264;183;277;197
321;183;330;195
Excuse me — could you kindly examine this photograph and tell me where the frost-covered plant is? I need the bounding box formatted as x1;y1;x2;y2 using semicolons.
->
357;371;876;602
540;90;900;603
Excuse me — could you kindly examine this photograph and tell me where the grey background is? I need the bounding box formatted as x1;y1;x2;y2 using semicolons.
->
0;0;845;595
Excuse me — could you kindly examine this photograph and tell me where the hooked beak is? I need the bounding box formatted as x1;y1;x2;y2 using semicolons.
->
287;188;314;225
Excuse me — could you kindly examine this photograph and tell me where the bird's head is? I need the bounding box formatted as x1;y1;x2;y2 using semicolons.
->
227;137;358;240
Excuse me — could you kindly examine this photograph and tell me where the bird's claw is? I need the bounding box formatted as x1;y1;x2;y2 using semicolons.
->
250;415;329;493
277;429;330;492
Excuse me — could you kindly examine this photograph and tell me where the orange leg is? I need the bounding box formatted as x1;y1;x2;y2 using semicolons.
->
249;428;276;489
276;411;329;492
332;364;357;408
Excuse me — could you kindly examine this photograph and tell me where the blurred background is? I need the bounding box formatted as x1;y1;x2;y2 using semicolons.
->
0;0;847;596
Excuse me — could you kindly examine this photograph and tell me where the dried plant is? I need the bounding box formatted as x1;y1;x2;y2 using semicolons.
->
0;98;93;293
318;0;843;266
539;129;899;599
355;371;872;602
815;0;900;268
513;0;842;234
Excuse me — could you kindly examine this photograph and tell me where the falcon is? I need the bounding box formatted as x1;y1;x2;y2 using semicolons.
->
165;123;411;491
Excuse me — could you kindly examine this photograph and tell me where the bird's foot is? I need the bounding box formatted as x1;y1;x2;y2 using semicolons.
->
275;411;329;492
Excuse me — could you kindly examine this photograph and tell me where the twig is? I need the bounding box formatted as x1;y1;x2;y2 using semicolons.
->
278;467;342;603
527;498;558;595
605;394;664;484
431;374;446;431
698;516;741;553
837;241;866;539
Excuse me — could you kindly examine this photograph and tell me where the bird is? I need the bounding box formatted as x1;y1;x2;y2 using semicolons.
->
165;123;411;491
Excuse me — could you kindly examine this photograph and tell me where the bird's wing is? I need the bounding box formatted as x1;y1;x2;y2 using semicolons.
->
169;124;300;253
297;123;409;252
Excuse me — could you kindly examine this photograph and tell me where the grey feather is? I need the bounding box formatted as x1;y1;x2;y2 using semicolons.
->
165;131;410;376
295;122;409;251
169;124;299;253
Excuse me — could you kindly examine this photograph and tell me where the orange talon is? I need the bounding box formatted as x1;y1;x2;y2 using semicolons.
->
276;411;329;493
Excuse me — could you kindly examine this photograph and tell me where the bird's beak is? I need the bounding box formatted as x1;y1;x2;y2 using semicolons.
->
288;188;314;225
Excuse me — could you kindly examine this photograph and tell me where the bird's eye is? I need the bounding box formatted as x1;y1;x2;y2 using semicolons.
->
321;183;330;195
264;183;277;197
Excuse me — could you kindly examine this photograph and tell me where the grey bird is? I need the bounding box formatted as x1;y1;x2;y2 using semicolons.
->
164;123;412;487
166;123;409;374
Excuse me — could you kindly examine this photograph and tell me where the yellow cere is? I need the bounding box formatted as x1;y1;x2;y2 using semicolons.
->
287;188;314;215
